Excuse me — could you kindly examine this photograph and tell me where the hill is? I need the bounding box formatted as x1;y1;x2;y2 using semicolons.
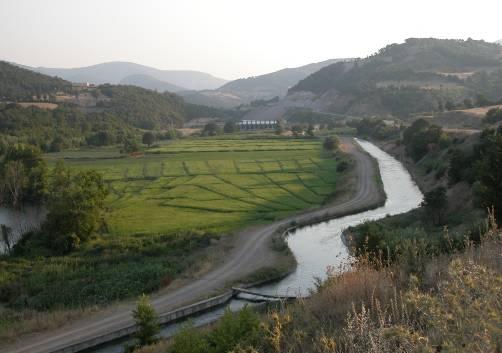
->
288;38;502;118
179;59;346;108
0;61;71;100
120;74;185;92
218;59;346;101
30;61;227;91
96;84;185;129
496;39;502;45
0;61;187;151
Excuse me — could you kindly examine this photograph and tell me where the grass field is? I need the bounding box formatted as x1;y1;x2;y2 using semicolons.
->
48;137;339;235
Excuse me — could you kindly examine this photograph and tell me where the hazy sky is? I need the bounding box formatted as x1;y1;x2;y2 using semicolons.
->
1;0;501;80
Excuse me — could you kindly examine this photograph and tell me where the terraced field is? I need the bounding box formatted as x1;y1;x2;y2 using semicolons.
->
52;138;339;235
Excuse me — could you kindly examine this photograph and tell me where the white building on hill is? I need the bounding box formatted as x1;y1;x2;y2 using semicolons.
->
238;120;278;130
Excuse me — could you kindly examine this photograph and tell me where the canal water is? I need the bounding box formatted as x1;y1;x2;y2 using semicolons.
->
92;139;424;353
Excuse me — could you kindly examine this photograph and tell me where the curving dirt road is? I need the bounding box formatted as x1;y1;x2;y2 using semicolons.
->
2;138;384;353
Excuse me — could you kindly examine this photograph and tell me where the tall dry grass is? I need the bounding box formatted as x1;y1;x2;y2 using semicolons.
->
255;212;502;353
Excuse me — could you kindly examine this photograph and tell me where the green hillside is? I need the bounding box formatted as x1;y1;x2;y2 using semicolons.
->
0;61;191;150
0;61;71;100
290;38;502;118
97;84;185;129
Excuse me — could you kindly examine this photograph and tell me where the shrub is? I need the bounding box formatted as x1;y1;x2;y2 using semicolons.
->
131;295;160;348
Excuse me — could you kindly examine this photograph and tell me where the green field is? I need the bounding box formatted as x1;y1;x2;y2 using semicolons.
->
48;138;339;235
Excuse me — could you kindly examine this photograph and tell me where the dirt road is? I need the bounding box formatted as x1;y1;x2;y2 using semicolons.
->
3;138;384;353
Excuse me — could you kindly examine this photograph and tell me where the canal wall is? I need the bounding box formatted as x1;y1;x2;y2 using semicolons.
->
51;291;234;353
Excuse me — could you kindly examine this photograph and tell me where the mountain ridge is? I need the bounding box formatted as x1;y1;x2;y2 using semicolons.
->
180;58;349;107
120;73;185;92
27;61;228;91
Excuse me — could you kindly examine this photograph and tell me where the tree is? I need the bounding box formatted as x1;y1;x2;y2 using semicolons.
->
275;120;285;135
170;323;208;353
463;98;473;109
475;94;491;107
132;294;160;348
223;121;238;133
123;138;140;154
2;161;25;209
477;131;502;221
86;131;115;147
1;143;48;206
484;108;502;124
208;306;261;352
421;186;448;225
307;124;315;137
203;122;219;136
403;119;447;161
142;132;155;147
445;100;455;111
323;136;339;152
44;162;108;253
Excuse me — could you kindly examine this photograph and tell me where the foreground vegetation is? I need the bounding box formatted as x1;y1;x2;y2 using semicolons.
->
134;213;501;353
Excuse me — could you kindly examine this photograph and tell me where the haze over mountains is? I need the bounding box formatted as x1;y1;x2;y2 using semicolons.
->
15;59;349;108
30;61;228;91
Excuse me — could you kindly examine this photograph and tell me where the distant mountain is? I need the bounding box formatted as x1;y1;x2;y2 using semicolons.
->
285;38;502;118
120;74;185;92
31;62;228;91
496;39;502;45
218;59;347;100
180;59;347;108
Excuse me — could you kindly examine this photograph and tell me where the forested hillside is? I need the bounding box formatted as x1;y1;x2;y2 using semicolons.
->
0;62;190;151
0;61;71;100
97;85;185;129
289;38;502;117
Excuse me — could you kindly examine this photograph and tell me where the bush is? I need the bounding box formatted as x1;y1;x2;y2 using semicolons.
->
168;306;261;353
323;136;339;152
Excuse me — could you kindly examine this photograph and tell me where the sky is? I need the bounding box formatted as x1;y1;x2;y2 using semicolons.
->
1;0;501;80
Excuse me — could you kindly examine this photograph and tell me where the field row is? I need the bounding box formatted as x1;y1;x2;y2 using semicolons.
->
105;168;337;235
75;157;335;180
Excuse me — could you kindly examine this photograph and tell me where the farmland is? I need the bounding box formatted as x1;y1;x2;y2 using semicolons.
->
47;137;339;235
0;136;342;317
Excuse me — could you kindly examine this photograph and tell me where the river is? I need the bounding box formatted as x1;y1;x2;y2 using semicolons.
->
92;139;423;353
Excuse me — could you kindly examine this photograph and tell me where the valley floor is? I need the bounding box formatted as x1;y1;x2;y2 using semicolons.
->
1;137;386;353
